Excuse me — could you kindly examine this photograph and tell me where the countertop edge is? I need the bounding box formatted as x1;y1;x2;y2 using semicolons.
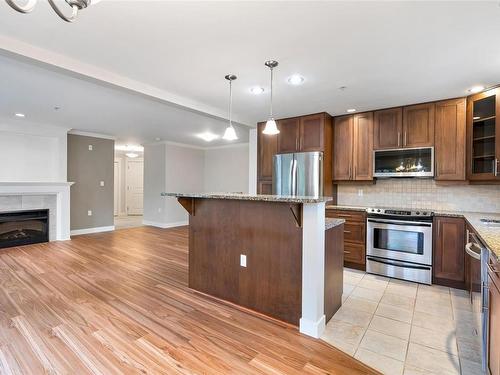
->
162;192;333;204
325;218;345;231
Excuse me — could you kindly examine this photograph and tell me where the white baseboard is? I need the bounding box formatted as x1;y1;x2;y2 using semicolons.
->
299;315;326;338
70;226;115;236
142;220;188;229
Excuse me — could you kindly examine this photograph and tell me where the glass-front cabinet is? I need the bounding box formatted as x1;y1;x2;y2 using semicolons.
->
467;88;500;181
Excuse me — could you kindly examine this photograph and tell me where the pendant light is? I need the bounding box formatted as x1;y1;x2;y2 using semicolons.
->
263;60;280;135
223;74;238;141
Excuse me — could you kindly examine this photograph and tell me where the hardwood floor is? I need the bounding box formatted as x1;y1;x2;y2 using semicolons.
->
0;226;378;374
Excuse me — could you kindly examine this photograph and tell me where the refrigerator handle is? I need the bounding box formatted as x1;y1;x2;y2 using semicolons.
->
291;159;297;196
289;158;294;195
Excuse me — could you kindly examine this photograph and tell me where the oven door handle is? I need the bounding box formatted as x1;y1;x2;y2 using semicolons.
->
367;257;431;270
367;218;432;227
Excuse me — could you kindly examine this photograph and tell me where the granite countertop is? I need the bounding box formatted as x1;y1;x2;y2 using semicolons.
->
326;205;367;212
162;192;333;204
325;218;345;230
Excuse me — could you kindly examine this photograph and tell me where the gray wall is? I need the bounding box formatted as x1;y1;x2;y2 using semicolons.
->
204;144;249;193
68;134;114;231
143;143;167;224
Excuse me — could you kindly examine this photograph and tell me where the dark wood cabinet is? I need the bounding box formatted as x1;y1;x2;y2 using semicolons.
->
258;181;273;195
433;216;466;289
326;209;366;270
257;122;277;181
435;98;467;181
333;112;373;181
489;255;500;375
403;103;435;148
373;108;403;150
467;88;500;182
277;118;300;153
333;115;353;181
299;114;324;151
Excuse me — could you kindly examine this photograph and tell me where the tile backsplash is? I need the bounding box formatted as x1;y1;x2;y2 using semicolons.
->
337;179;500;213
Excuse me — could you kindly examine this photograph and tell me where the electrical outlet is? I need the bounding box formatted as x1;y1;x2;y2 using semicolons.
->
100;181;105;187
358;189;363;197
240;254;247;267
87;210;92;216
88;145;93;151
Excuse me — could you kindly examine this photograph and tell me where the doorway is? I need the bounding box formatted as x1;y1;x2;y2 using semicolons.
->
126;159;144;215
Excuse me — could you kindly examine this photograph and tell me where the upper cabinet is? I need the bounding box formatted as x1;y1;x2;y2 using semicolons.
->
403;103;435;148
467;88;500;181
333;112;373;181
435;98;466;181
277;114;325;153
373;108;403;149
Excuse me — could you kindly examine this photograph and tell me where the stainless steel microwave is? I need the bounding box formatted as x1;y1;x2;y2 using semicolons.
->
373;147;434;178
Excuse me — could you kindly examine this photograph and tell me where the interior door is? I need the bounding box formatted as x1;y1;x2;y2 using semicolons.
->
373;108;403;150
113;161;120;216
126;159;144;215
403;103;435;148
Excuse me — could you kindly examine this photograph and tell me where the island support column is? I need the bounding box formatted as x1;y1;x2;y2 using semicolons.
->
300;201;326;338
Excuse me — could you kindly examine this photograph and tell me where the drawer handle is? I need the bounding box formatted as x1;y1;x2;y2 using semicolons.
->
337;214;352;218
344;251;351;254
344;230;351;234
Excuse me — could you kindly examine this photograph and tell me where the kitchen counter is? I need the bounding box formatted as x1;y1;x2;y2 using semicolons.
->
326;205;367;212
162;192;332;204
325;218;345;230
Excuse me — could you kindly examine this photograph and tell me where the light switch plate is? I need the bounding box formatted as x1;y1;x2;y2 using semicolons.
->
358;189;363;197
100;181;105;187
87;210;92;216
88;145;93;151
240;254;247;267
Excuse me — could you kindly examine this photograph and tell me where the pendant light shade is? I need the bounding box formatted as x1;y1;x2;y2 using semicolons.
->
263;60;280;135
223;74;238;141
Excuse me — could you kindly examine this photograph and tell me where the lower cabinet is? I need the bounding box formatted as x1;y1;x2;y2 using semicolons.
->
489;255;500;375
326;208;366;270
433;216;466;289
258;180;272;195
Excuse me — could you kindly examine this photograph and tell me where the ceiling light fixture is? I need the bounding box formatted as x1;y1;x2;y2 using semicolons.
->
468;86;485;94
263;60;280;135
125;153;139;159
4;0;98;22
15;113;25;118
198;132;219;142
115;145;144;152
250;86;265;95
347;109;357;113
287;74;304;85
223;74;238;141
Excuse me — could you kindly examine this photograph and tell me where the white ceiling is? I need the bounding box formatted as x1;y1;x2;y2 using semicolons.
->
1;1;500;146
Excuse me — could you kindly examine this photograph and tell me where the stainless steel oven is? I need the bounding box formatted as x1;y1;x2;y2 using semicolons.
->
366;208;433;284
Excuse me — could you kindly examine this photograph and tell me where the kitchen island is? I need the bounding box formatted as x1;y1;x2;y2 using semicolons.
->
162;192;344;338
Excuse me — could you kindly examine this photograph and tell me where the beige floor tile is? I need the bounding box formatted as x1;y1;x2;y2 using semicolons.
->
355;348;404;375
357;278;389;291
369;316;411;340
403;365;442;375
363;273;391;283
351;286;384;303
359;329;408;361
455;318;481;340
343;296;378;314
416;292;452;307
456;335;482;364
418;284;450;295
342;293;349;303
375;303;413;324
453;309;481;325
409;325;458;355
451;294;482;313
385;282;418;298
414;299;453;317
332;306;373;328
412;310;455;333
460;357;483;375
381;292;415;310
322;320;366;355
406;343;460;375
344;268;365;277
344;274;363;286
343;283;356;295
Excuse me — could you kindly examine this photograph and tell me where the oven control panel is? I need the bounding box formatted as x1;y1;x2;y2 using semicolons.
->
366;208;433;217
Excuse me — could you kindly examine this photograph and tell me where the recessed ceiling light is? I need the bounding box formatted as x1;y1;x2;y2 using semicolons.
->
115;144;144;152
197;132;219;142
15;113;25;118
468;86;485;93
347;109;357;113
287;75;305;85
250;86;265;95
155;137;161;141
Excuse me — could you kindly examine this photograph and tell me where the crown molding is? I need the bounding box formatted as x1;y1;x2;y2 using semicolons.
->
68;130;116;140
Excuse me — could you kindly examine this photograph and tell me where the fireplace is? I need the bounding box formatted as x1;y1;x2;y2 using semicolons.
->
0;209;49;249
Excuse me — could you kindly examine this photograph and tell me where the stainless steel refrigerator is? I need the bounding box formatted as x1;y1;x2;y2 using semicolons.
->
272;151;323;197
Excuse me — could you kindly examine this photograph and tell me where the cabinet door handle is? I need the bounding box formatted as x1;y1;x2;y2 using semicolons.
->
404;132;407;147
397;132;401;147
344;230;351;234
495;158;499;177
344;251;351;254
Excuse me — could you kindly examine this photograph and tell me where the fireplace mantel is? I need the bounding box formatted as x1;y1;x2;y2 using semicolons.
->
0;182;74;241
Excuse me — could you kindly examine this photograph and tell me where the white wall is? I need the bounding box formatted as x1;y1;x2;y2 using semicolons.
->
248;128;257;194
0;121;68;182
204;144;249;193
